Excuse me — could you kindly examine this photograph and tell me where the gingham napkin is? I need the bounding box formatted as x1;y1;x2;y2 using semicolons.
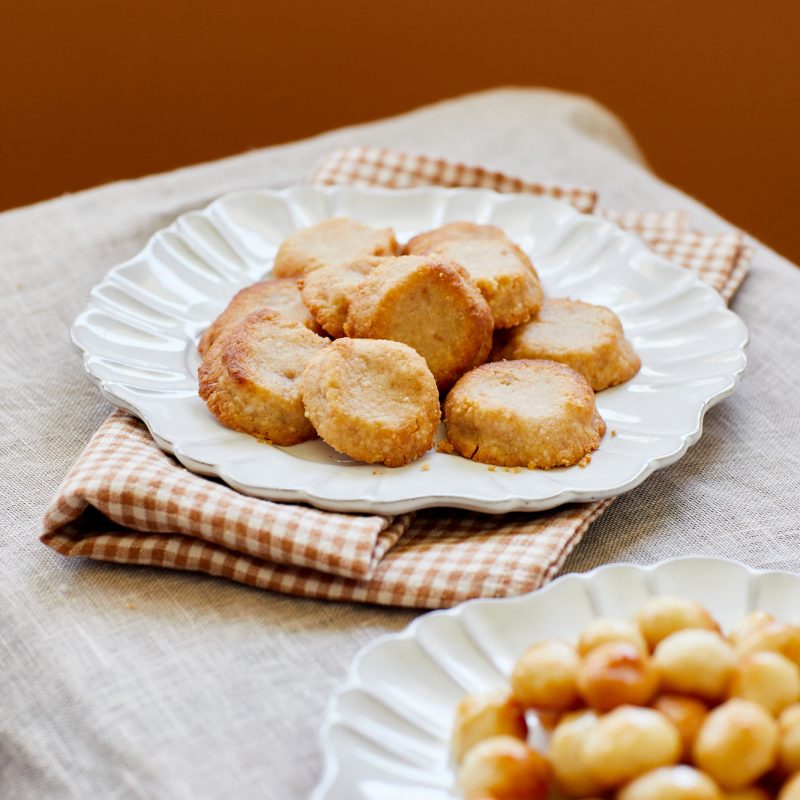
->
41;147;751;608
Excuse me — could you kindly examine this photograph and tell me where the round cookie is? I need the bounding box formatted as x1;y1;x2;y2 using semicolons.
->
299;338;440;467
198;310;328;445
298;257;380;338
198;278;321;355
344;255;493;390
492;298;641;391
443;360;606;469
406;222;543;328
273;217;398;278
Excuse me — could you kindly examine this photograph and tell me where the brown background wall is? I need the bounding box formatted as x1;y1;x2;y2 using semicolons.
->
2;1;799;261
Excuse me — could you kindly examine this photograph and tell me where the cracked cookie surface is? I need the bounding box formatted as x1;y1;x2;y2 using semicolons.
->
273;217;398;278
443;359;605;469
198;277;321;356
198;310;328;445
406;222;542;328
299;257;380;338
344;255;493;390
299;337;440;467
492;298;640;391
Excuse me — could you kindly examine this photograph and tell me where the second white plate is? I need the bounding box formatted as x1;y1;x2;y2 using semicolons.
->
71;186;748;514
312;558;800;799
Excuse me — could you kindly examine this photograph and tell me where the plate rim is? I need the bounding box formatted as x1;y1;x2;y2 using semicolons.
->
71;184;750;515
311;556;792;798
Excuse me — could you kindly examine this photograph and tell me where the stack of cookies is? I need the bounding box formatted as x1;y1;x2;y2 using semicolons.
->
197;217;640;469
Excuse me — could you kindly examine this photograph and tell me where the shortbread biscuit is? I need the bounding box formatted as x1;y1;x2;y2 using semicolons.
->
198;278;320;356
492;298;640;391
299;338;440;467
406;222;542;328
299;257;380;338
198;310;328;445
443;360;606;469
273;217;398;278
344;255;493;390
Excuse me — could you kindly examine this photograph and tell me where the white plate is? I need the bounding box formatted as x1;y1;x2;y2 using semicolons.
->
312;557;800;799
72;186;748;514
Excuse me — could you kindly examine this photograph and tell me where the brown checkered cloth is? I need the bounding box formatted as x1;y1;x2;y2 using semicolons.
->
41;146;751;608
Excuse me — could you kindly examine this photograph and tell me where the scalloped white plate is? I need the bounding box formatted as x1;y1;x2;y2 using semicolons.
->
312;558;800;799
72;186;748;514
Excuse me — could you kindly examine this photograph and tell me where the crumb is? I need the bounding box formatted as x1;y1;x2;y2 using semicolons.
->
124;600;136;610
487;465;496;472
371;469;380;475
420;463;430;472
611;429;618;438
15;282;24;290
578;454;592;468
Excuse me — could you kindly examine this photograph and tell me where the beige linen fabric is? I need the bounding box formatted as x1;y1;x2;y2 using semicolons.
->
2;89;799;798
41;146;748;608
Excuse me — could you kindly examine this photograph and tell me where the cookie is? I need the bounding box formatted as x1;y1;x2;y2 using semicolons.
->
272;217;398;278
492;298;641;391
344;255;493;390
198;278;321;356
443;359;606;469
298;257;380;338
299;338;440;467
406;222;542;328
198;310;328;445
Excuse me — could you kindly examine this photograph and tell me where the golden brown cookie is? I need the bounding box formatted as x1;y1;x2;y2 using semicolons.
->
405;222;542;328
344;255;493;390
299;338;440;467
198;310;328;445
492;298;641;391
198;278;321;356
298;257;380;338
272;217;398;278
442;359;605;469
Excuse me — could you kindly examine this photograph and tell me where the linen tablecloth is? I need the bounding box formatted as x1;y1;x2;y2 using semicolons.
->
2;88;800;798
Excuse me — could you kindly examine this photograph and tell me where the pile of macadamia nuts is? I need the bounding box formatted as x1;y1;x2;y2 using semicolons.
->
453;596;800;800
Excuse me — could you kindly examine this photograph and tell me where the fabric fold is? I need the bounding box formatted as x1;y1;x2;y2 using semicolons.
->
42;412;409;582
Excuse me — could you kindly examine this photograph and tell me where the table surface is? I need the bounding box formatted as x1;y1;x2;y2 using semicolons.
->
3;88;799;799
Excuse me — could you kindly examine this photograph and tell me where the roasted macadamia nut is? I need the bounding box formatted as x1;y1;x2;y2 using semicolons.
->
692;699;778;789
778;703;800;774
652;695;709;760
457;735;550;800
779;773;800;800
653;630;735;702
510;640;580;712
728;651;800;714
451;691;527;764
577;641;659;711
582;706;681;789
548;710;603;797
577;617;648;656
618;766;723;800
727;611;775;648
734;620;800;666
635;596;720;650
